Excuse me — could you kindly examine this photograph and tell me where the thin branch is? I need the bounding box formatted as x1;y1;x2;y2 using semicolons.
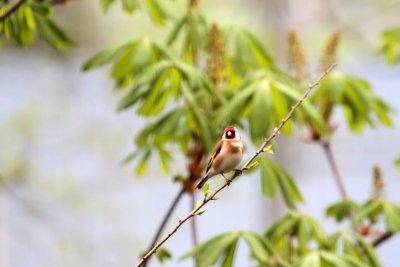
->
142;188;185;267
0;0;27;23
372;231;393;247
135;63;337;267
321;141;348;198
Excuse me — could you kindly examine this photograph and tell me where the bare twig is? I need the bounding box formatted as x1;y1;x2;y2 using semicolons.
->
135;63;337;267
372;231;393;247
0;0;27;23
142;188;185;267
321;141;348;198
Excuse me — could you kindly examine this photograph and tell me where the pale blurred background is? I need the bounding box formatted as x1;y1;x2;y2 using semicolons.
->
1;0;400;266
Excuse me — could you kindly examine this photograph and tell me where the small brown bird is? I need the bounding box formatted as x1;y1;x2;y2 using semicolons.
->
196;127;244;189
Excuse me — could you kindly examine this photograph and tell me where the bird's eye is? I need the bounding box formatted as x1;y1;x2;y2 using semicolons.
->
227;131;232;136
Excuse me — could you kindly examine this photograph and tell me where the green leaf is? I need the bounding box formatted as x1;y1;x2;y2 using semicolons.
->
260;157;303;209
354;199;382;225
249;78;272;139
326;199;359;222
101;0;116;11
82;44;127;71
394;155;400;173
221;238;238;267
122;0;139;13
35;15;74;50
181;232;240;267
144;0;169;27
203;183;210;198
181;85;214;150
354;234;381;267
216;80;257;126
135;150;151;176
156;247;172;263
260;157;280;198
157;147;172;174
381;27;400;64
382;201;400;232
312;72;392;133
294;251;320;267
242;231;271;263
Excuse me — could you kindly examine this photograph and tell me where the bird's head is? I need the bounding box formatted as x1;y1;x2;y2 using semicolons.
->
222;127;240;141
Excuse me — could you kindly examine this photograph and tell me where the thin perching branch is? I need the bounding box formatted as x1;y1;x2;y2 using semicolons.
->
321;141;348;198
0;0;27;23
135;63;337;267
372;231;393;247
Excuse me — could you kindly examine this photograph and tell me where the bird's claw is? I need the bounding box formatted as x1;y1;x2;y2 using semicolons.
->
234;169;243;176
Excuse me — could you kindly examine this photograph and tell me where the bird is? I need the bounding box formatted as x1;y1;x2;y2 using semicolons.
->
196;127;244;189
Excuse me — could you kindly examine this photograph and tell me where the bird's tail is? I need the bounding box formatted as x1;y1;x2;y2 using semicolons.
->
196;174;209;189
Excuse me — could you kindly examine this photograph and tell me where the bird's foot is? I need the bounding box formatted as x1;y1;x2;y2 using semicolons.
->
221;173;232;186
234;169;243;176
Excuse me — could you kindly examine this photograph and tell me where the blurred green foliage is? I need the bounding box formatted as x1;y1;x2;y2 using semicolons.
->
381;27;400;64
0;0;74;49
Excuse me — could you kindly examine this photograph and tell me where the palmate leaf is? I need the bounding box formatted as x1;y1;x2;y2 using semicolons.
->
180;232;240;267
223;26;278;87
167;8;209;63
182;231;282;267
217;69;325;143
128;107;190;176
260;156;303;209
311;72;393;133
294;250;365;267
241;231;273;264
115;58;224;118
354;198;400;232
324;231;381;267
83;38;175;89
326;199;360;222
266;211;326;256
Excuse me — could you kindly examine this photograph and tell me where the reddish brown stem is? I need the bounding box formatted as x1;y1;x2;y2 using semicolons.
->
321;141;348;199
142;188;185;267
0;0;27;22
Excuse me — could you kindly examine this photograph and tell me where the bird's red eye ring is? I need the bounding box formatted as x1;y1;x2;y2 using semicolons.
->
224;127;236;133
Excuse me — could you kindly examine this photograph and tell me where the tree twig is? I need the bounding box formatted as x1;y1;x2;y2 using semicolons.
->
372;231;393;247
0;0;27;23
321;141;348;198
142;188;185;267
135;63;337;267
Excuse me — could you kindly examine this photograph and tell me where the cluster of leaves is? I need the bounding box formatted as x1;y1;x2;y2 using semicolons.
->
83;0;324;208
0;0;74;49
286;31;393;136
178;192;400;267
311;72;392;132
180;210;384;267
327;198;400;233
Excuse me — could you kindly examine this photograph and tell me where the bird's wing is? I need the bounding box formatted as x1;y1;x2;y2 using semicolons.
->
205;140;224;174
